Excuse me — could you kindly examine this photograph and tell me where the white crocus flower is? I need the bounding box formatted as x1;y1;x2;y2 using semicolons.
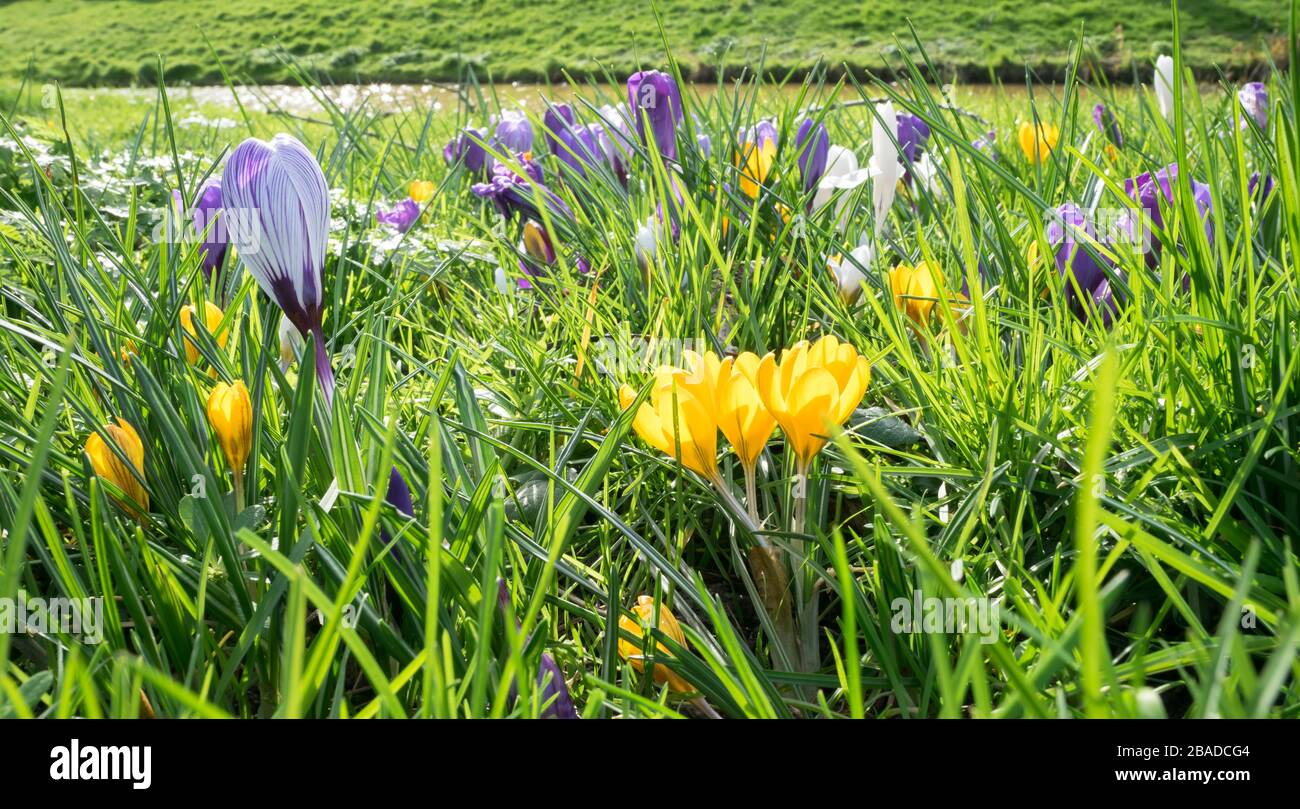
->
634;215;660;268
813;144;872;229
911;151;944;198
870;101;903;235
1154;55;1176;123
829;243;874;303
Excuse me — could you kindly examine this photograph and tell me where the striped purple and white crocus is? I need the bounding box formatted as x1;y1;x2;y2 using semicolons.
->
222;134;336;404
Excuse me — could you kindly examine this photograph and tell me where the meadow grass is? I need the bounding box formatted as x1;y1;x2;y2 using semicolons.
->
0;0;1287;86
0;5;1298;719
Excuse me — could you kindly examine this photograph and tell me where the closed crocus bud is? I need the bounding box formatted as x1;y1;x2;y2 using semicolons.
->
697;132;712;158
1046;203;1110;317
222;134;335;405
543;104;600;178
896;112;930;165
888;262;945;326
755;335;871;468
1154;55;1176;122
871;101;903;234
408;180;435;204
1248;171;1274;201
794;117;830;194
1092;103;1123;148
709;351;777;470
1124;163;1214;268
207;380;252;479
278;312;303;369
617;595;693;693
189;177;227;285
829;243;873;303
493;109;534;154
444;127;489;172
1018;120;1059;163
627;70;683;161
180;301;229;365
85;418;148;515
618;362;719;480
1239;82;1267;130
377;197;420;232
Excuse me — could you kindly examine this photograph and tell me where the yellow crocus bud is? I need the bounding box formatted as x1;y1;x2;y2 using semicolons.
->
180;301;229;365
888;261;944;326
618;360;720;480
85;418;148;514
713;351;776;469
1017;121;1060;164
408;179;435;204
617;595;693;693
206;380;252;477
755;335;871;467
735;139;776;199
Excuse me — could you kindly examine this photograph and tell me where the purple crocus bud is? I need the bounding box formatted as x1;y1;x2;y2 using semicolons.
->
472;160;571;223
1092;103;1123;148
496;579;579;719
188;177;228;285
1087;278;1121;328
222;134;335;404
627;70;684;161
385;466;415;517
896;112;930;166
697;132;712;158
377;197;420;232
444;127;489;172
493;110;534;154
543;104;600;178
1248;171;1274;201
1124;163;1213;268
794;117;830;194
1047;202;1110;317
1239;82;1268;130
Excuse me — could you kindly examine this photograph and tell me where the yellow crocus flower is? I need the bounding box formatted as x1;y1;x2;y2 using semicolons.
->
1017;121;1060;163
618;362;719;479
889;262;944;326
180;301;229;365
755;335;871;467
617;595;693;693
735;138;776;199
408;179;435;203
85;417;148;514
713;351;776;469
207;380;252;479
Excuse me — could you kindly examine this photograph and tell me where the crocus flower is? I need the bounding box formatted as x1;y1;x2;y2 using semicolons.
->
1248;171;1274;201
180;301;229;365
543;104;601;178
85;418;147;515
888;262;950;326
617;595;693;693
377;197;420;232
278;312;303;370
443;127;489;172
697;132;712;158
1239;82;1267;130
829;244;873;303
408;180;435;204
749;119;779;151
472;157;570;224
619;364;719;480
735;124;778;199
594;105;635;186
813;145;872;224
870;101;903;234
1046;202;1113;320
627;70;684;161
221;134;335;404
515;219;555;289
207;380;252;496
493;109;534;154
896;112;930;166
755;335;871;469
709;351;777;470
1154;55;1176;122
794;117;830;194
1018;120;1059;163
1093;103;1123;148
1124;163;1214;268
188;177;227;285
496;580;579;718
972;130;999;160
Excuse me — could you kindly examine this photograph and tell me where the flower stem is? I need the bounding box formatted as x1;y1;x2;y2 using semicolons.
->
233;467;245;514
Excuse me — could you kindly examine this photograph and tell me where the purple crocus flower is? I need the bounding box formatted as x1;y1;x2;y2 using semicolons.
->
543;104;601;178
972;130;999;161
1248;171;1274;201
222;134;335;404
1239;82;1267;130
377;197;420;232
896;112;930;165
472;157;570;223
1124;163;1214;269
187;177;228;285
794;117;830;194
697;132;712;158
627;70;683;161
1047;202;1120;324
1093;103;1123;148
444;127;489;173
493;110;534;154
497;580;579;719
379;465;415;554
